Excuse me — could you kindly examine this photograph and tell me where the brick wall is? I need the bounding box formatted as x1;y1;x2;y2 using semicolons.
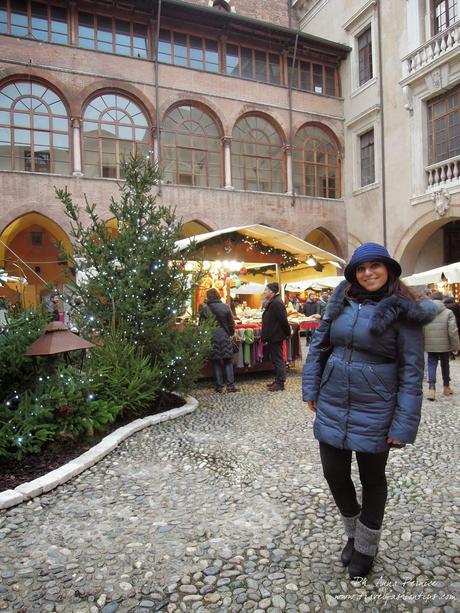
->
181;0;294;28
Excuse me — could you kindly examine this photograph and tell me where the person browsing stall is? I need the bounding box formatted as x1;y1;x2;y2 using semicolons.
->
302;243;436;580
262;283;291;392
200;288;239;394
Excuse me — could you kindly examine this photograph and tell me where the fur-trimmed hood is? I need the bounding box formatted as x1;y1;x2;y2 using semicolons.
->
325;280;437;335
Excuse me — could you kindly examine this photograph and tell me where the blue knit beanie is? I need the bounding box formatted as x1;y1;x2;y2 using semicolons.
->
344;243;402;282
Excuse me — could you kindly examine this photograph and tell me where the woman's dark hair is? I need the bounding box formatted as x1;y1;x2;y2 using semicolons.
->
344;268;418;301
206;288;221;301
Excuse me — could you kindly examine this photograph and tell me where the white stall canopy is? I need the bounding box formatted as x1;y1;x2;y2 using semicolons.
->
285;276;345;292
230;282;266;296
175;224;345;269
402;262;460;286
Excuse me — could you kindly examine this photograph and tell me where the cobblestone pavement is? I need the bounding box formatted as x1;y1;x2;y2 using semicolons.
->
0;360;459;613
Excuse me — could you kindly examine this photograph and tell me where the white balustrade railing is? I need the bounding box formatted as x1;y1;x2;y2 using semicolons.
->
403;23;460;77
426;154;460;189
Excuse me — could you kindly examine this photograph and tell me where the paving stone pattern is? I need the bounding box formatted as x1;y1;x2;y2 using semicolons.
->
0;361;459;613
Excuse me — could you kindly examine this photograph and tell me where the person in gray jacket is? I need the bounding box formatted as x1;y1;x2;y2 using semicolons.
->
424;290;460;400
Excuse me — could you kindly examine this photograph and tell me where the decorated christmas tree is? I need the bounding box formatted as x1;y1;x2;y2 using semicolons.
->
55;155;212;394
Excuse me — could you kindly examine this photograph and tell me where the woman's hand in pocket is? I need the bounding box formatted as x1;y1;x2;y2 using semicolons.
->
306;400;317;412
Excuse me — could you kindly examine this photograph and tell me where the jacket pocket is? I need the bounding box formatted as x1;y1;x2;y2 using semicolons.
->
362;366;394;402
320;360;335;388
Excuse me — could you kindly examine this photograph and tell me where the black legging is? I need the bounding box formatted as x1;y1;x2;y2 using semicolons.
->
319;442;389;530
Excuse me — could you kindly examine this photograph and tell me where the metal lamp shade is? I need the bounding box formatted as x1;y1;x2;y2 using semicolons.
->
25;321;94;357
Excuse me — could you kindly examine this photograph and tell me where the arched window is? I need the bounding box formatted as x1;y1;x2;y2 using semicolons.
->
162;105;222;187
231;115;284;192
213;0;231;12
83;93;150;179
293;125;340;198
0;80;69;174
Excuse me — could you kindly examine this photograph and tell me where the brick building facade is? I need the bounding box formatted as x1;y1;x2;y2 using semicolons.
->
0;0;349;305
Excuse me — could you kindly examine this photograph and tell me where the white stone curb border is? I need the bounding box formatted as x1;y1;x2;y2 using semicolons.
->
0;395;198;510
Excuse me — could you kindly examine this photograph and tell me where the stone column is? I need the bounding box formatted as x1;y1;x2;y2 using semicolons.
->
152;132;159;166
222;136;233;189
284;145;293;195
71;117;83;176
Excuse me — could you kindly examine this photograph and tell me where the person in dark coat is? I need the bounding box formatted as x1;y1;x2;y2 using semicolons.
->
302;243;437;580
302;293;320;344
262;282;291;391
200;288;239;393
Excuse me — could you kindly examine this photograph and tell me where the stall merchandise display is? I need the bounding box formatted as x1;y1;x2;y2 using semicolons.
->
232;322;302;370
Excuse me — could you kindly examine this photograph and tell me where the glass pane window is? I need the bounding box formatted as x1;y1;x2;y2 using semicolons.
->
158;29;220;73
162;105;222;187
205;40;219;72
268;54;281;85
2;0;68;43
428;85;460;164
360;129;375;187
231;115;283;192
358;27;373;86
78;12;148;58
289;58;339;96
225;44;282;86
293;125;340;198
433;0;457;35
225;44;239;76
83;93;150;179
0;79;69;173
158;29;172;63
0;0;7;34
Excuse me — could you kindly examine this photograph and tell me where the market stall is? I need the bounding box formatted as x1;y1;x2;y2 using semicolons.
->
403;262;460;301
176;225;344;374
0;269;28;308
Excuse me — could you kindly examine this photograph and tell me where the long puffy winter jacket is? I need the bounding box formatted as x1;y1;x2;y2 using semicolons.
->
423;300;460;353
302;281;437;453
200;299;235;361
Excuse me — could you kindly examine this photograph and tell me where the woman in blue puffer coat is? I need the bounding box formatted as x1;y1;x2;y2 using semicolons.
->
302;243;436;580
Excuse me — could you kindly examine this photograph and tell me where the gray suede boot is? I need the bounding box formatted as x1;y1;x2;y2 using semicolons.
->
348;519;382;579
340;512;360;566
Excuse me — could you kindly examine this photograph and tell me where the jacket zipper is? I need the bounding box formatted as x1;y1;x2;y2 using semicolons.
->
344;302;363;447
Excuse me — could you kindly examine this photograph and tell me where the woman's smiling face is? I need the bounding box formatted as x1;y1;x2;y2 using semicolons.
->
355;261;389;292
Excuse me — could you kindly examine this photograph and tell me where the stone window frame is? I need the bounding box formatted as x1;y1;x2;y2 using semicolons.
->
345;105;381;195
343;1;378;95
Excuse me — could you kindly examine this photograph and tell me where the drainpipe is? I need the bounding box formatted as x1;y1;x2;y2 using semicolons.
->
287;2;297;207
154;0;163;196
376;0;387;246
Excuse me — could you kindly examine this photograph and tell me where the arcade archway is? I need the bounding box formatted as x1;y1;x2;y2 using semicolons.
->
0;213;72;307
397;218;460;274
